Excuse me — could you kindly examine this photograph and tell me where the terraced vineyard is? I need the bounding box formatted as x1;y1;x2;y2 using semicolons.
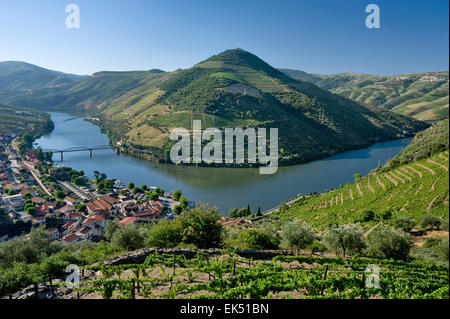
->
279;150;449;232
72;251;448;299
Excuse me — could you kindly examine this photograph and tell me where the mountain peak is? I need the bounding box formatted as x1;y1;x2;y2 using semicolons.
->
202;49;289;80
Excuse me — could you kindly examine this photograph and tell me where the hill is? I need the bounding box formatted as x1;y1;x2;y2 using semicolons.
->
0;104;53;136
277;120;449;231
280;69;449;122
0;61;84;104
93;49;426;165
1;50;427;165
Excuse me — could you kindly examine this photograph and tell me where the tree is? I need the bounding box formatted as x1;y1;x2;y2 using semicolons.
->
127;182;135;190
323;224;365;257
76;204;87;212
23;192;32;200
111;224;147;251
281;220;315;255
179;196;188;208
149;192;159;201
147;220;182;248
173;205;183;215
26;206;37;217
104;220;119;241
256;206;262;216
392;216;416;232
247;204;251;215
421;215;441;230
172;190;182;201
367;226;413;260
237;229;278;250
178;204;223;249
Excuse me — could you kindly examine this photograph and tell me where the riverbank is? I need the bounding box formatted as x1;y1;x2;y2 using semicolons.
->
36;113;413;213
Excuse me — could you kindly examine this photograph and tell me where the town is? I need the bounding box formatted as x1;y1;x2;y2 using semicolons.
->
0;132;184;244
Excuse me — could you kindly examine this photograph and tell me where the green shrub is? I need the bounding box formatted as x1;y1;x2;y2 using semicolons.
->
147;220;182;248
178;204;223;249
421;215;442;230
308;240;326;254
322;224;365;257
111;224;147;251
281;220;315;254
392;216;416;232
237;229;278;250
367;226;412;260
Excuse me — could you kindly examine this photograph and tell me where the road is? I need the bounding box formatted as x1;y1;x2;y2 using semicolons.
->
11;138;53;197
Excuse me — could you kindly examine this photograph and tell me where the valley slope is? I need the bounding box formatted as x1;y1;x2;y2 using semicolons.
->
280;69;449;122
277;119;449;231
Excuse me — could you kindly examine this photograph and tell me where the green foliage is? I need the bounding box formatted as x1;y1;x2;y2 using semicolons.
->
421;215;442;230
236;228;279;250
322;224;365;257
366;226;413;260
111;224;147;251
172;189;181;201
178;204;223;249
146;220;182;248
104;220;119;242
354;210;375;223
281;220;315;253
229;207;251;219
392;216;416;232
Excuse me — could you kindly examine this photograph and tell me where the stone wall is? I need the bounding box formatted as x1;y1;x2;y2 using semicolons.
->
99;248;295;266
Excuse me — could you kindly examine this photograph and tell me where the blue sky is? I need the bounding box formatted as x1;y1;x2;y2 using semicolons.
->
0;0;448;75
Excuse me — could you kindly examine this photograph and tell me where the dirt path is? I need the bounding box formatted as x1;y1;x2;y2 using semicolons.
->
384;173;398;186
349;189;354;201
356;183;363;197
414;184;423;195
390;172;405;184
399;167;414;178
427;159;448;171
396;170;412;182
406;166;422;178
376;176;385;190
367;179;375;194
416;163;436;175
340;192;343;206
427;195;439;211
430;179;440;192
439;153;449;161
363;222;380;238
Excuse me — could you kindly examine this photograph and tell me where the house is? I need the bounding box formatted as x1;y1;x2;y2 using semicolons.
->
82;215;106;237
65;196;80;207
31;197;46;205
47;228;60;240
76;226;93;240
118;217;137;227
30;218;45;226
62;234;81;244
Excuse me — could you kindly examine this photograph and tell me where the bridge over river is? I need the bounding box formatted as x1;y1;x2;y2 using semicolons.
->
42;145;120;161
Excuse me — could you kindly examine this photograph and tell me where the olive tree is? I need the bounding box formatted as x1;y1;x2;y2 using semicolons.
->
281;220;315;255
366;226;413;260
392;216;416;232
178;204;223;248
322;224;365;257
111;224;147;251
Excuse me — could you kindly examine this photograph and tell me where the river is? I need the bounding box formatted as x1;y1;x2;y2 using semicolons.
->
35;113;412;213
